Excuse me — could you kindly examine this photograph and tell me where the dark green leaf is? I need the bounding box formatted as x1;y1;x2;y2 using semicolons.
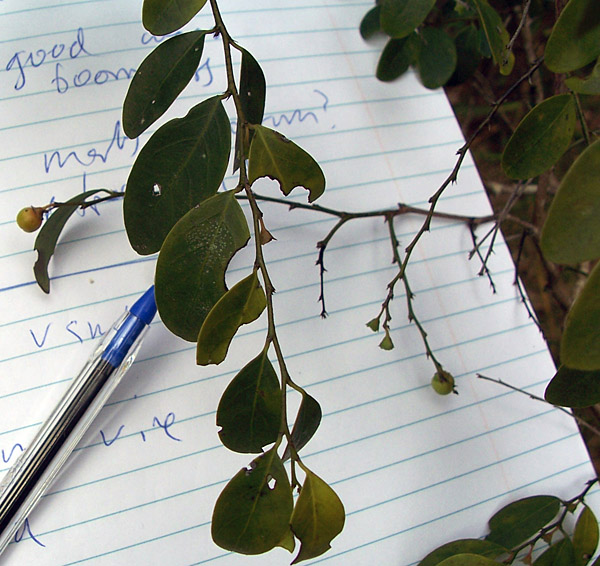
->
471;0;514;75
545;0;600;73
376;35;418;82
415;27;457;89
541;138;600;265
154;190;250;341
447;26;481;86
33;190;112;293
436;554;500;566
360;6;382;40
142;0;207;35
197;271;266;365
124;95;231;255
561;262;600;371
123;31;209;138
566;58;600;95
216;348;282;453
545;365;600;408
486;495;561;549
574;505;599;565
533;538;576;566
212;448;293;554
379;0;436;39
501;94;576;180
291;468;345;563
283;390;322;461
418;539;507;566
248;125;325;203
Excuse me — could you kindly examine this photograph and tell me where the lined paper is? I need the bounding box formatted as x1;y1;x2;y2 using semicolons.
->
1;1;598;564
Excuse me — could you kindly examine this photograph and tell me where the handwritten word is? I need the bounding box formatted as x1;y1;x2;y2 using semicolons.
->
1;442;24;464
193;58;213;87
15;518;45;548
52;61;136;94
44;121;139;174
5;28;90;91
100;412;182;446
29;320;104;349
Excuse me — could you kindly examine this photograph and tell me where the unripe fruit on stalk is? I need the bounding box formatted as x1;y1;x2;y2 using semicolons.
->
16;207;43;233
431;369;455;395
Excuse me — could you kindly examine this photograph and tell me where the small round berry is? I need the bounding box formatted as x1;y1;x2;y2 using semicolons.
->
431;370;455;395
16;207;43;232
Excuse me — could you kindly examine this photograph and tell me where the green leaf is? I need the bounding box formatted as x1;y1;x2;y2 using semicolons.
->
447;26;481;86
216;348;282;453
33;190;112;294
360;6;382;40
415;27;457;89
379;0;436;39
418;539;507;566
283;390;322;461
290;468;345;563
124;95;231;255
486;495;561;549
545;365;600;408
376;34;418;82
197;271;266;365
471;0;514;75
212;448;294;555
533;538;576;566
566;58;600;95
154;190;250;341
501;94;576;180
436;554;500;566
574;505;599;565
123;30;209;139
142;0;208;35
545;0;600;73
541;138;600;265
248;125;325;203
561;262;600;370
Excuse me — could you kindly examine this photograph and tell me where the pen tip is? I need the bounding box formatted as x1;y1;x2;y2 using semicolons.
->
130;286;157;325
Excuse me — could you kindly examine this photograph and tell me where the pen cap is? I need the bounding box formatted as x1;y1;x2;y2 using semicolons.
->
130;286;157;325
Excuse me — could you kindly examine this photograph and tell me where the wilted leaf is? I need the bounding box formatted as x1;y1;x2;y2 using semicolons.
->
436;554;500;566
360;5;381;40
502;94;576;180
486;495;561;549
573;505;599;565
212;448;293;554
447;26;481;86
248;125;325;202
379;0;435;39
415;27;457;89
376;35;417;82
418;539;507;566
291;468;345;563
123;31;209;138
124;96;231;255
283;390;322;460
545;365;600;408
533;538;576;566
541;139;600;265
197;271;266;365
154;191;250;341
561;262;600;371
142;0;207;35
33;189;112;293
545;0;600;73
216;349;282;453
471;0;514;75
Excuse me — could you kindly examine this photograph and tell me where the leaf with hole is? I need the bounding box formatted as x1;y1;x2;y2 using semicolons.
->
545;365;600;408
154;190;250;341
212;448;293;555
502;94;576;180
123;30;209;138
124;95;231;255
142;0;208;35
197;271;266;365
248;125;325;203
415;27;457;89
573;505;599;565
379;0;435;39
291;468;345;563
471;0;514;75
417;539;507;566
283;390;322;461
216;348;282;453
541;138;600;265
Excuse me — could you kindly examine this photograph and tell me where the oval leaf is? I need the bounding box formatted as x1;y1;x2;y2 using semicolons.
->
248;125;325;203
545;0;600;73
123;30;209;138
212;448;293;555
561;262;600;370
486;495;561;549
574;505;599;565
291;468;345;564
471;0;514;75
533;538;576;566
376;35;418;82
418;539;507;566
124;95;231;255
379;0;435;39
437;554;500;566
502;94;576;180
545;365;600;408
197;271;266;365
142;0;208;35
415;27;457;89
541;138;600;265
154;190;250;341
216;349;282;453
360;6;382;40
283;390;322;461
566;58;600;95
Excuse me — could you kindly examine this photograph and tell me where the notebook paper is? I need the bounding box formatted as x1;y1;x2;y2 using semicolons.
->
0;1;598;564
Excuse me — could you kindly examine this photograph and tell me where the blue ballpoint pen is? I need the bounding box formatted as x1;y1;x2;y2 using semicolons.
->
0;286;157;556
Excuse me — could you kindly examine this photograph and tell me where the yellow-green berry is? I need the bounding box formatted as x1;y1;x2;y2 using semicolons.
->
16;207;43;232
431;369;455;395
